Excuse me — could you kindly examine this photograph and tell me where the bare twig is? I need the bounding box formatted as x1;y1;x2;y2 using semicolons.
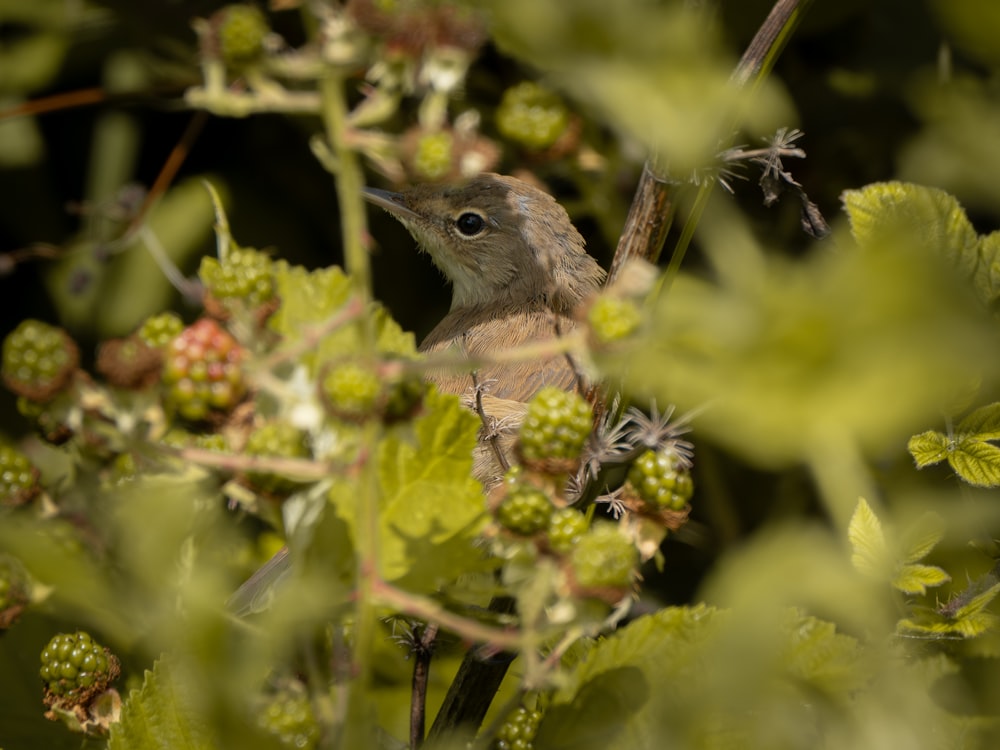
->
410;622;439;750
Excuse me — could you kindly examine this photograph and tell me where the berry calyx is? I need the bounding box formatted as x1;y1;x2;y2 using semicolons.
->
1;319;79;402
162;318;247;422
40;631;120;705
518;387;593;466
626;448;693;511
0;444;40;507
570;523;638;592
497;485;553;536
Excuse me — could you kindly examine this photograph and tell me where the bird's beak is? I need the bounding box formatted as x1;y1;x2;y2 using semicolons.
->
361;187;421;222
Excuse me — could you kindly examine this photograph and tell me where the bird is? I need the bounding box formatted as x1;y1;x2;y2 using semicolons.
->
362;172;606;484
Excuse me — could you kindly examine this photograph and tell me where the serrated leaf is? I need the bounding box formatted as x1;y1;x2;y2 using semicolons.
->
781;610;868;696
330;389;490;592
957;402;1000;439
109;658;215;750
948;437;1000;487
892;563;950;595
848;498;888;579
951;580;1000;621
843;181;1000;308
907;430;949;468
898;512;945;564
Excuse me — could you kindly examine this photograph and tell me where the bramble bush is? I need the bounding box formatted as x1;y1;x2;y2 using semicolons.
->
3;1;1000;749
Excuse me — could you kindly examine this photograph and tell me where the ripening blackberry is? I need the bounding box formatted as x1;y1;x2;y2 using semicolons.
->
0;443;40;507
162;318;247;421
496;484;553;536
39;631;119;704
256;686;319;749
496;82;570;150
570;523;638;591
518;386;593;465
627;448;693;511
495;705;543;750
245;422;310;495
1;319;79;402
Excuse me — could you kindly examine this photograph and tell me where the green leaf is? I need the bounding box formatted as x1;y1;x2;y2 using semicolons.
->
956;402;1000;440
848;498;889;579
109;658;216;750
907;430;950;468
898;512;945;565
949;580;1000;622
892;563;950;596
843;181;1000;307
948;437;1000;487
599;194;996;467
330;389;490;592
780;610;869;697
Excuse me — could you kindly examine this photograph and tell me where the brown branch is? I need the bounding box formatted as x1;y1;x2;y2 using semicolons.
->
606;0;814;286
410;622;439;750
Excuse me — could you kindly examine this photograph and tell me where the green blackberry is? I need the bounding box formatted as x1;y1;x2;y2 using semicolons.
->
495;705;543;750
245;421;310;494
0;444;39;507
137;312;184;349
1;319;79;402
496;81;569;150
411;130;454;181
518;387;593;464
256;687;319;749
570;523;638;591
497;485;553;536
321;361;382;421
587;296;642;345
199;246;275;309
547;508;588;555
162;318;246;422
627;448;693;511
216;5;270;65
40;631;119;703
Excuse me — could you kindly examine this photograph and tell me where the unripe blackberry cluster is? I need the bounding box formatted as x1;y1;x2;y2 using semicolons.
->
137;312;185;349
214;4;270;65
495;705;543;750
1;319;79;402
96;336;162;389
411;130;454;181
162;318;247;421
627;448;693;511
518;387;593;466
256;687;319;749
496;81;570;150
39;631;119;703
570;523;638;591
546;507;589;555
587;295;642;345
199;246;276;310
320;360;425;423
0;444;40;507
245;421;310;494
497;484;554;536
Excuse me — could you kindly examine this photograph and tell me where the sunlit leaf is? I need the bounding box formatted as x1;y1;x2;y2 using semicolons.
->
848;498;889;579
109;658;216;750
892;564;950;596
948;438;1000;487
907;430;949;468
956;402;1000;439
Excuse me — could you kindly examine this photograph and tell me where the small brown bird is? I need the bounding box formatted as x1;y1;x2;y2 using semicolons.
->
363;173;606;483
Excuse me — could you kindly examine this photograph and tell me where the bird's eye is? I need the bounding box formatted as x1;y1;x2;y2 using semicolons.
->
455;212;486;237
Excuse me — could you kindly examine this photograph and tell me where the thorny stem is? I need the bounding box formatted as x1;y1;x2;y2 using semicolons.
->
319;66;382;743
471;368;510;473
410;623;439;750
607;0;814;288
